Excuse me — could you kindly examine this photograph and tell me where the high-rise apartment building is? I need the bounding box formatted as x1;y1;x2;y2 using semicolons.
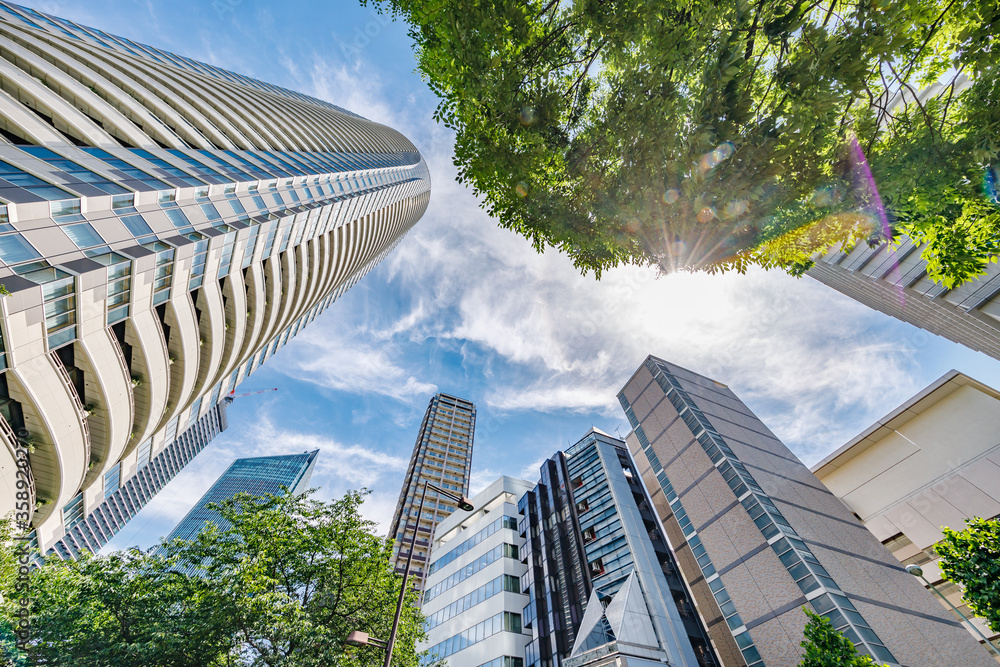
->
808;241;1000;361
812;370;1000;658
419;476;534;667
163;449;317;551
519;429;718;667
618;355;996;667
0;2;430;557
388;393;475;593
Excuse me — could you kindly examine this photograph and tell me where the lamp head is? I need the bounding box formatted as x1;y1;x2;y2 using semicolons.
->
905;564;924;578
346;630;369;647
457;497;475;512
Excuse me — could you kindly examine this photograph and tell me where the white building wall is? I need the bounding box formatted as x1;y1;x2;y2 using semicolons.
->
420;476;535;667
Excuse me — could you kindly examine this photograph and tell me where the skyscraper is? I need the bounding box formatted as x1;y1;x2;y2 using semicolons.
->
0;3;430;558
808;240;1000;361
388;393;475;594
163;449;318;549
519;429;718;667
618;355;996;667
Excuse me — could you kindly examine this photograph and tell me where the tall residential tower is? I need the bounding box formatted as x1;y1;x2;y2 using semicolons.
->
388;393;475;594
0;2;430;558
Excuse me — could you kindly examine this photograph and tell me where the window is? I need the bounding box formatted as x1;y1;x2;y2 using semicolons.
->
120;214;154;238
63;223;105;249
104;462;121;498
164;208;192;233
136;437;153;469
189;237;209;290
0;160;72;200
588;558;605;577
145;242;174;305
91;252;131;325
62;492;85;529
0;234;41;265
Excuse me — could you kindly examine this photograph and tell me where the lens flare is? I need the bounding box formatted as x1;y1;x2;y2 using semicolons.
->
519;106;537;126
663;189;680;204
697;207;716;223
699;142;736;173
515;181;528;198
723;199;748;218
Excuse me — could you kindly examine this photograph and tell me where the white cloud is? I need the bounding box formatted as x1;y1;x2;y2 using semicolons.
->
283;326;437;401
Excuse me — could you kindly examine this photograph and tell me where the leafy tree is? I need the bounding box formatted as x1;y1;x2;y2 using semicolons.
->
0;490;427;667
936;517;1000;635
364;0;999;284
799;608;882;666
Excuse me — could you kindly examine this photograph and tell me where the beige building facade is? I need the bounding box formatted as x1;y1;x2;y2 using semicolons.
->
0;2;429;557
813;370;1000;658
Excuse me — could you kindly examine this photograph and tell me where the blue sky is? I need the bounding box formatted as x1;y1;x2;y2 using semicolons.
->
28;0;1000;550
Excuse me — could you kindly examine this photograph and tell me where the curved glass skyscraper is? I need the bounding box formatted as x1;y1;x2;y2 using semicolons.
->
0;2;430;557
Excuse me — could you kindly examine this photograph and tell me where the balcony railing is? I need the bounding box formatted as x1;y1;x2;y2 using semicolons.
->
0;413;34;509
107;326;135;427
48;350;91;464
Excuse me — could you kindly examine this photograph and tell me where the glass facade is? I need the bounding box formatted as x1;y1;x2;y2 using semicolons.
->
519;431;718;667
162;450;318;547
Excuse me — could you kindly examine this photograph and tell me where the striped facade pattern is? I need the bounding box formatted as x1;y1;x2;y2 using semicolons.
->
808;239;1000;361
0;2;430;555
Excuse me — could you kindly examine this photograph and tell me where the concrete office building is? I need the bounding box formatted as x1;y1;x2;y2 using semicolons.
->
618;355;996;667
159;449;317;572
0;3;430;557
813;370;1000;658
388;393;476;593
420;476;534;667
519;429;719;667
808;240;1000;361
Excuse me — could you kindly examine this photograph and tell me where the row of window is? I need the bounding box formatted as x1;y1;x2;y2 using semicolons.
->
421;613;523;666
428;515;518;575
423;543;519;603
425;574;521;630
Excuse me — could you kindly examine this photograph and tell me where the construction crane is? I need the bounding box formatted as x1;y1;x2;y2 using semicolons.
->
225;388;278;405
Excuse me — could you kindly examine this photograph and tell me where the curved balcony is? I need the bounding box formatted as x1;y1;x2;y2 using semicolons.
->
0;412;34;523
48;350;90;466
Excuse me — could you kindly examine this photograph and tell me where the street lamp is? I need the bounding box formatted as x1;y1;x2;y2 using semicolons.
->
347;630;388;649
906;565;1000;657
351;481;474;667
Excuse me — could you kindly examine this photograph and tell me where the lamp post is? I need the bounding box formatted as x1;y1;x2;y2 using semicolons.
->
906;565;1000;658
351;481;474;667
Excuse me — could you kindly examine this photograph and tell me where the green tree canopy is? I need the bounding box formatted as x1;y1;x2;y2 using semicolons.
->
936;517;1000;635
799;608;882;666
0;490;427;667
366;0;999;284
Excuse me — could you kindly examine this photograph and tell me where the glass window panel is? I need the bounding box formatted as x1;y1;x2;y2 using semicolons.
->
120;214;153;237
63;223;105;248
0;234;41;264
